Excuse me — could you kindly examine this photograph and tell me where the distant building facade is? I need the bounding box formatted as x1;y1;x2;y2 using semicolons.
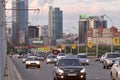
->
48;6;63;39
12;0;28;46
87;26;120;45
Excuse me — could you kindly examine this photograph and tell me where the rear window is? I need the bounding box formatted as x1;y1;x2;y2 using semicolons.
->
48;56;56;58
77;55;87;58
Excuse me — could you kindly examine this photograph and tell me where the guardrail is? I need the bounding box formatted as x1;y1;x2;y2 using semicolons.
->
6;56;22;80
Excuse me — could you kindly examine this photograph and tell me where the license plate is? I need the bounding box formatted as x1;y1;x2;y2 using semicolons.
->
67;73;77;76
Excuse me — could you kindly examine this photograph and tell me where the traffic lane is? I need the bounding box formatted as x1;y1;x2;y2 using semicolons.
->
86;59;111;80
11;57;111;80
11;57;54;80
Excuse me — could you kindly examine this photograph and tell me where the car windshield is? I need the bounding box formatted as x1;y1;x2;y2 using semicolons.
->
58;59;81;67
27;57;38;61
48;56;56;58
59;54;65;56
77;55;87;58
107;54;120;58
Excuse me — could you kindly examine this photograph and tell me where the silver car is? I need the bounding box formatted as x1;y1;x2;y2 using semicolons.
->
57;53;66;60
77;53;89;65
46;54;57;64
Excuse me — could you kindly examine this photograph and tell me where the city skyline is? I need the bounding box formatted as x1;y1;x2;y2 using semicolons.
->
6;0;120;33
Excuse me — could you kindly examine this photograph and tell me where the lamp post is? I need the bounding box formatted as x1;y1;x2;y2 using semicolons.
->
101;15;113;52
72;27;79;53
65;29;72;54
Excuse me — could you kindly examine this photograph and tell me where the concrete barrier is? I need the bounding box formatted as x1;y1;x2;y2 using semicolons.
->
6;56;22;80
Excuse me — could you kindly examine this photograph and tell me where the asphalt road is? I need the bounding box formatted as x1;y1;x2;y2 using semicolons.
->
11;57;111;80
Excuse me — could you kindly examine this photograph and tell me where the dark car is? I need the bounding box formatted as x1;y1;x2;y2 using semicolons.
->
95;54;102;61
53;58;86;80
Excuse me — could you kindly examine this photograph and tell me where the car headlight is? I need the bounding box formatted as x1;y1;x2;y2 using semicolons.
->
80;68;86;73
57;68;64;74
107;60;112;64
26;61;31;64
47;59;50;62
86;59;89;62
36;61;40;65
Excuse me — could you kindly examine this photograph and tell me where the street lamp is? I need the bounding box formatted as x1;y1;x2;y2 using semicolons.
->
101;15;113;52
72;27;79;53
65;29;72;54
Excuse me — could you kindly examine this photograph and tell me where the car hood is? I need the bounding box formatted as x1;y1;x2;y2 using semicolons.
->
59;66;84;70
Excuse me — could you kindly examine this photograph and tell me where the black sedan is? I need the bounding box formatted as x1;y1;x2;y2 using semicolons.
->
53;58;86;80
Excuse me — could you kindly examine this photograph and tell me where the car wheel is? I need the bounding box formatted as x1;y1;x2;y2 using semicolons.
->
106;65;109;69
116;73;119;80
26;65;28;69
103;65;106;69
110;72;114;80
37;65;40;68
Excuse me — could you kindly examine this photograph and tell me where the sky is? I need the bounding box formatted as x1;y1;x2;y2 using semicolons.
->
6;0;120;33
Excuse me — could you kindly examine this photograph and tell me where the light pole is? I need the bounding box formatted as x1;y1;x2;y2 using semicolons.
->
72;27;79;53
65;29;72;54
101;15;113;52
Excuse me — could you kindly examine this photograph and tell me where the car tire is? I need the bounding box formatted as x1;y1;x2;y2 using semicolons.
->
26;65;28;69
103;65;106;69
116;73;119;80
37;65;40;68
106;65;109;69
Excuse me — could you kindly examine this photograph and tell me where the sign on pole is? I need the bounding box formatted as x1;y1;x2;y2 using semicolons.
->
113;37;119;46
61;45;65;50
72;44;76;49
88;41;92;48
54;46;57;50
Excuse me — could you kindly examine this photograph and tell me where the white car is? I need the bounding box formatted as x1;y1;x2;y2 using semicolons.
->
111;57;120;80
100;55;105;63
56;53;66;60
25;56;40;68
103;52;120;69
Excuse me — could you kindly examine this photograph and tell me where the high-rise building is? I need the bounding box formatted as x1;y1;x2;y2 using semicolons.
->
12;0;28;46
88;16;107;29
78;19;89;44
78;15;107;44
28;26;39;38
48;6;63;39
42;25;48;37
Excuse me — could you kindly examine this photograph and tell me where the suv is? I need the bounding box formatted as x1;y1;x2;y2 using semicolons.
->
103;52;120;69
53;58;86;80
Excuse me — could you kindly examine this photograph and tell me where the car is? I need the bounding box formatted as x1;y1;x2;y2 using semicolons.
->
53;58;86;80
100;55;105;63
37;53;45;61
110;57;120;80
77;53;89;65
57;53;66;60
22;54;28;63
25;56;41;68
46;54;57;64
103;52;120;69
95;54;102;61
